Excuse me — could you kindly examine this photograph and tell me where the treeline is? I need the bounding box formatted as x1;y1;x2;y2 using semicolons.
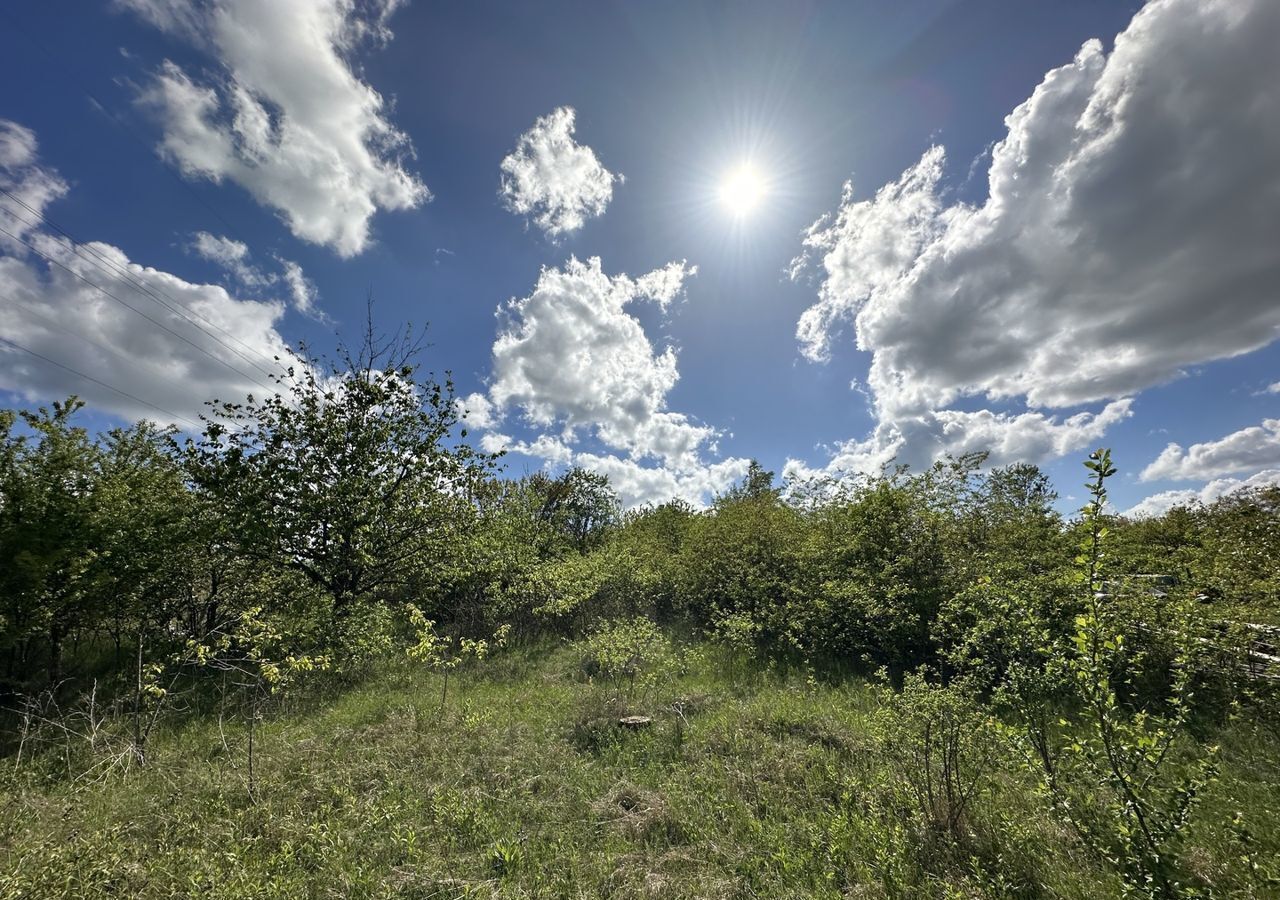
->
1;339;1277;695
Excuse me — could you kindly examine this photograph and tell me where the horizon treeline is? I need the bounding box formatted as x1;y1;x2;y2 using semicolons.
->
2;336;1275;695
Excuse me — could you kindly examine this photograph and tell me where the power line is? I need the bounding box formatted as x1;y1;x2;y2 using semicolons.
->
3;289;210;428
0;6;247;240
0;194;283;383
0;333;202;431
0;224;279;398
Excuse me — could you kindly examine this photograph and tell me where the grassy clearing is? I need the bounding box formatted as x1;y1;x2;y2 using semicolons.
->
3;640;1277;899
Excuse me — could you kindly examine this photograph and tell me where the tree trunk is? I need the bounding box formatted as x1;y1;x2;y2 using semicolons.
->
47;622;63;687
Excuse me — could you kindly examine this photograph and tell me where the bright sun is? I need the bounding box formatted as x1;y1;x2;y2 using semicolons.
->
719;163;766;217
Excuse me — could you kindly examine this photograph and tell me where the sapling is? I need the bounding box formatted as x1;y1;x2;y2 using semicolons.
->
1005;450;1217;898
183;605;329;800
582;616;674;705
405;604;510;717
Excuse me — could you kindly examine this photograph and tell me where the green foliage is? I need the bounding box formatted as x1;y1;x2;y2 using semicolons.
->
797;474;948;669
872;671;1001;841
677;467;804;645
1006;449;1220;898
526;466;620;551
5;363;1280;900
405;603;510;713
186;330;495;623
581;616;675;703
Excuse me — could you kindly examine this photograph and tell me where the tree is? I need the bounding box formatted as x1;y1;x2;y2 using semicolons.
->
719;459;778;504
527;467;620;551
0;398;102;686
187;325;495;626
799;475;947;671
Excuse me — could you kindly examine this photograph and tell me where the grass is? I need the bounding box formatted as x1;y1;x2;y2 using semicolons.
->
2;640;1278;899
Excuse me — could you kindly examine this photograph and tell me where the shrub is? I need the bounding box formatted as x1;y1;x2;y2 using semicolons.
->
581;616;675;704
872;671;1000;842
1005;450;1219;898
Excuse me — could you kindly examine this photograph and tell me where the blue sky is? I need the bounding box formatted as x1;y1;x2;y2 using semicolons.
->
2;0;1279;514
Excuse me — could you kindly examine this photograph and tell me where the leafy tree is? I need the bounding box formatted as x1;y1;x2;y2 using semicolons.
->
527;467;620;551
187;328;495;625
679;467;804;644
0;398;103;686
799;475;947;671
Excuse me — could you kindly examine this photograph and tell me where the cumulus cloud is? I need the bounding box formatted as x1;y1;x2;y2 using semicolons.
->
485;256;707;468
188;230;323;319
457;391;496;430
500;107;619;238
0;121;69;251
0;119;292;426
572;452;751;510
793;0;1280;478
784;400;1132;484
1141;419;1280;482
1124;469;1280;518
124;0;428;257
468;256;745;507
481;433;748;509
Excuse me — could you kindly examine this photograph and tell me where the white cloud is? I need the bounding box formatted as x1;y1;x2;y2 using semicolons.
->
1141;419;1280;482
458;391;495;429
0;120;68;251
277;258;319;319
794;0;1280;478
1124;469;1280;518
125;0;428;257
1266;382;1280;395
189;231;267;286
481;432;574;467
481;434;748;509
469;256;744;507
784;400;1132;484
572;452;750;510
500;107;618;238
188;230;323;320
0;119;292;426
485;256;708;468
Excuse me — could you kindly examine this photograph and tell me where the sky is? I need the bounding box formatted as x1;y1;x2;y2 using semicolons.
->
2;0;1280;516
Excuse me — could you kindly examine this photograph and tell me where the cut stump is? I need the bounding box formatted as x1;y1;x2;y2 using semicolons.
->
618;715;652;729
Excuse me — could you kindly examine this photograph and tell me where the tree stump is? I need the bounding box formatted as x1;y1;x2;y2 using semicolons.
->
618;715;652;729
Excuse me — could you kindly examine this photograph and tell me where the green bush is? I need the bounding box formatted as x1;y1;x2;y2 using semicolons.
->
872;671;1001;842
581;615;676;703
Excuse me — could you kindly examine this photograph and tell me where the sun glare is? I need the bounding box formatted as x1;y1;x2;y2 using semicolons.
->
719;163;767;217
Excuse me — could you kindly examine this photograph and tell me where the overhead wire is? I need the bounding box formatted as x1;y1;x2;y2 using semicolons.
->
0;5;248;240
0;332;202;431
0;8;311;424
0;223;280;398
0;186;284;382
2;290;213;428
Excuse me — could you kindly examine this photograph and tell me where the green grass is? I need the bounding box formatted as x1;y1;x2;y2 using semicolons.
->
2;642;1277;899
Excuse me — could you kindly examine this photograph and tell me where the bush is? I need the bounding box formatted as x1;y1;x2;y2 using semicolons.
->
580;616;676;704
872;671;1000;842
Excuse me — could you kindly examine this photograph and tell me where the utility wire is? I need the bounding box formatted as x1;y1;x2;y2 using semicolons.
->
0;333;202;430
0;224;279;398
0;195;283;383
3;289;209;429
0;6;247;240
